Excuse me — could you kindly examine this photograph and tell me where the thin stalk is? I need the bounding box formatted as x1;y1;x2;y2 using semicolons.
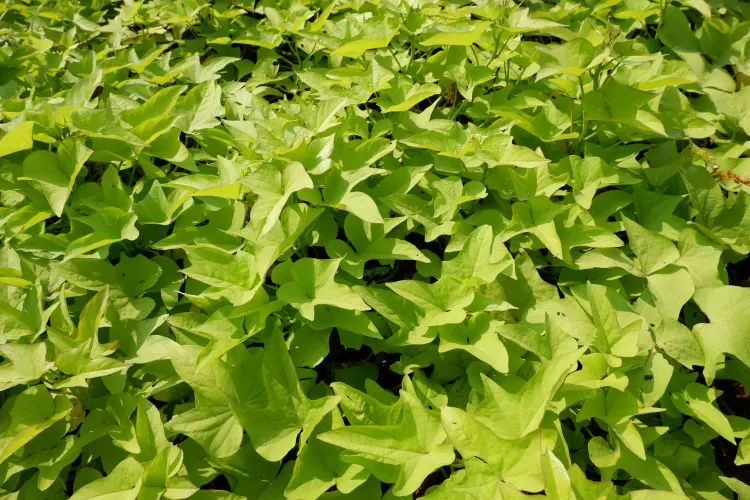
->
657;0;673;29
470;43;480;65
492;32;512;84
490;25;504;61
449;100;468;122
288;35;301;65
578;75;587;155
388;45;404;72
303;43;318;63
406;34;416;73
600;60;622;87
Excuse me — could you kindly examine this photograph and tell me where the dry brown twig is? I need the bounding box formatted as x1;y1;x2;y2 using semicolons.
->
688;146;750;187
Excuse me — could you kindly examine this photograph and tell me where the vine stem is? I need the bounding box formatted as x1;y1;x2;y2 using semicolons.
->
577;75;587;155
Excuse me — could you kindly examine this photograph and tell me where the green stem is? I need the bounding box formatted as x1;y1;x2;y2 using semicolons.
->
593;64;602;91
288;35;301;65
406;34;416;73
490;25;504;61
578;75;587;155
600;60;621;88
493;33;512;84
450;100;468;121
303;43;318;63
470;44;480;65
658;0;673;29
388;45;404;72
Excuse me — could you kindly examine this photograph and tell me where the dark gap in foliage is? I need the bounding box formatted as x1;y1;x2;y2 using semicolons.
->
375;351;403;394
366;259;416;284
691;136;717;151
727;256;750;287
412;466;451;498
305;245;327;259
239;44;260;65
281;445;298;467
714;378;750;418
44;215;62;229
204;474;232;491
520;34;557;45
314;330;374;386
625;29;646;40
585;419;608;439
263;271;279;290
404;231;444;261
582;462;603;482
380;480;391;495
262;89;296;104
198;49;218;66
171;434;187;446
64;456;82;496
694;368;708;387
412;94;440;113
680;300;707;330
243;10;265;20
184;136;199;149
713;436;750;485
615;230;628;245
84;163;110;183
152;157;169;169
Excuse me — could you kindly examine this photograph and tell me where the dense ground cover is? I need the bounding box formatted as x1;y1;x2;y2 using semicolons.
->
2;0;750;498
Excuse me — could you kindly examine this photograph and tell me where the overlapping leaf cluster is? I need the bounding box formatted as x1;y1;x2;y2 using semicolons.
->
2;0;750;498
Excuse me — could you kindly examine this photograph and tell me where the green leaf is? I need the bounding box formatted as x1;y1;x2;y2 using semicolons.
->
4;2;750;498
19;138;92;217
242;162;313;237
441;406;556;493
470;348;584;440
181;248;261;306
672;383;735;443
587;283;642;361
0;385;73;465
622;216;680;276
277;258;370;320
442;225;513;285
421;21;492;47
0;121;34;158
0;343;48;390
654;320;704;369
166;404;243;459
438;313;509;374
693;286;750;378
235;330;340;461
536;38;595;80
422;457;528;499
319;391;454;497
69;457;144;500
378;78;442;113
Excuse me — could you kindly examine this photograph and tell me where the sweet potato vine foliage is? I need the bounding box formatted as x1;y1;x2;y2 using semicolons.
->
4;0;750;498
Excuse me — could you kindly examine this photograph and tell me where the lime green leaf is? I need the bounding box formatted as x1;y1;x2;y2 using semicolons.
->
69;457;144;500
0;121;34;158
421;21;492;47
319;391;454;497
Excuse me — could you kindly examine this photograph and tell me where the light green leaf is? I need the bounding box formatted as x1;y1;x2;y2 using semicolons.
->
319;391;454;497
0;121;34;158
